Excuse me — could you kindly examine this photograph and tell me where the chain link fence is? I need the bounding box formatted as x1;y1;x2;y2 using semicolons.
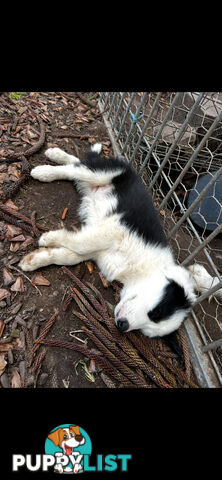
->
98;92;222;387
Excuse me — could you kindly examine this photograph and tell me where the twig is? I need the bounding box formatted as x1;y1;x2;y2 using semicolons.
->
8;265;42;296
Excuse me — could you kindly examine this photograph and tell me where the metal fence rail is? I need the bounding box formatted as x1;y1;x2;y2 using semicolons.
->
98;92;222;387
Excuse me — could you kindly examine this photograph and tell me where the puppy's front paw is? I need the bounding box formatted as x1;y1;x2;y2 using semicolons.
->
45;147;65;163
31;165;57;182
18;249;49;271
38;231;61;248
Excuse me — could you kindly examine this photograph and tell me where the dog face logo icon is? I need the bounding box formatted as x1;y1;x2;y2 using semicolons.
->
45;424;92;474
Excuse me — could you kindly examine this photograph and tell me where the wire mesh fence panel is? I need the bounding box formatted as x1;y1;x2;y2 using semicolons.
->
98;92;222;387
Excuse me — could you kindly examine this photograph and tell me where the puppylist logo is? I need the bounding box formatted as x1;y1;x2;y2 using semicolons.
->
12;423;132;474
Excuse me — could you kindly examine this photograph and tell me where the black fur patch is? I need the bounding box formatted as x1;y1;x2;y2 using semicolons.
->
148;280;191;323
83;151;168;247
162;331;183;357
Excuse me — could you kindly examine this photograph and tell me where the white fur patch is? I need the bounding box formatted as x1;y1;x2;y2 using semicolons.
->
91;142;102;154
188;263;222;301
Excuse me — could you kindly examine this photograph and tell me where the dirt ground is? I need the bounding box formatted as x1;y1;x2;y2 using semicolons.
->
0;92;118;388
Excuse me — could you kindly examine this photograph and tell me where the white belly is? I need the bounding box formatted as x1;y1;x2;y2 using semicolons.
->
78;185;118;225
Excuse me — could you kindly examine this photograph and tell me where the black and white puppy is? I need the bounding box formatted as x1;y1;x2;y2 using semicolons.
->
19;143;196;338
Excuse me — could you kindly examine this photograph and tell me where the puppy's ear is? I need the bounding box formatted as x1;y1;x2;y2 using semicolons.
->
164;265;196;305
70;425;80;436
48;428;62;446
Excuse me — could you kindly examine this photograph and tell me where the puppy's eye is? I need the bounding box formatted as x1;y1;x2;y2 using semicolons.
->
63;434;68;439
70;433;74;437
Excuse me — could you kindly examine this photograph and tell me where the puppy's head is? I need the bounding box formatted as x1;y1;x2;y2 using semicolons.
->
114;265;196;338
48;426;85;454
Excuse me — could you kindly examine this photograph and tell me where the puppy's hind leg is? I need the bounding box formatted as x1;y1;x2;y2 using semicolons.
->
19;247;88;272
44;142;102;165
45;147;81;165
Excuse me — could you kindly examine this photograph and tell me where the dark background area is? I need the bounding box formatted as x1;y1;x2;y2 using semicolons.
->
2;388;220;478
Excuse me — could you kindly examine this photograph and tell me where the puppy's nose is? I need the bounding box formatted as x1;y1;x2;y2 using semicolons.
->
116;318;129;332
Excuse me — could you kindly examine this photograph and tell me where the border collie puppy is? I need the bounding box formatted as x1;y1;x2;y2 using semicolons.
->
19;143;196;338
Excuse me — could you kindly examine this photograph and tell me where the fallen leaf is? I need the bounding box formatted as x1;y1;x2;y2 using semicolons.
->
11;329;20;338
0;173;8;183
79;360;95;383
0;319;5;338
14;125;22;134
18;106;27;114
88;359;97;373
4;199;19;210
10;277;24;292
0;343;13;352
0;288;10;301
12;337;25;349
5;224;22;238
31;272;51;286
2;267;15;286
0;353;7;376
9;175;21;182
47;143;59;148
62;379;70;388
21;136;32;145
11;369;22;388
86;261;95;274
99;272;109;288
61;207;68;220
19;236;34;250
10;234;26;242
7;165;20;178
0;164;7;172
10;242;20;252
26;126;38;139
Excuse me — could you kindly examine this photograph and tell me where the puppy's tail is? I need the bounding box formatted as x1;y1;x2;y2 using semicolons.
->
91;142;102;154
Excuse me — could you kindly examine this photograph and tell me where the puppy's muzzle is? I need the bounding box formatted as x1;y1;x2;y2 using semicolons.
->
116;318;129;332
